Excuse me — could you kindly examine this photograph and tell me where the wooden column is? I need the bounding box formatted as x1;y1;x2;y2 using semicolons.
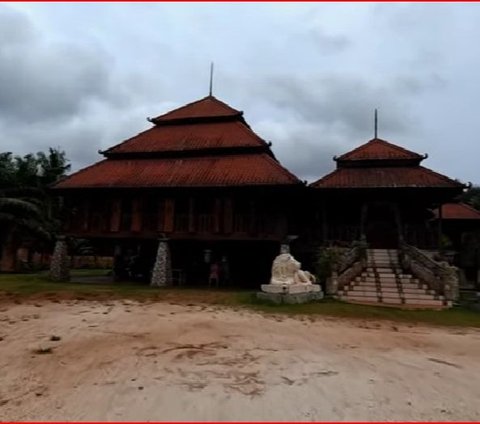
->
321;204;328;243
82;199;90;231
393;203;403;244
188;197;195;233
131;198;143;232
213;198;222;233
110;199;121;232
164;199;175;233
249;200;256;235
224;198;233;234
275;214;288;239
438;204;443;251
157;199;165;232
360;203;368;240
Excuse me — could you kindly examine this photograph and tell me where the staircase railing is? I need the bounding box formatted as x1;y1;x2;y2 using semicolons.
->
399;241;459;301
326;240;368;295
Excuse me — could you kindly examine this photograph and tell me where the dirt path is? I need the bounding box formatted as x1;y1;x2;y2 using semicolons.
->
0;300;479;421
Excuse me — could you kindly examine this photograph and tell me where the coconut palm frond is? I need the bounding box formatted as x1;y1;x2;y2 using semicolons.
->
14;217;51;241
0;197;44;219
1;186;44;199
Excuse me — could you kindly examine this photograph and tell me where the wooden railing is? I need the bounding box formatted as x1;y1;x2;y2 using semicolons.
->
399;241;459;301
326;240;368;295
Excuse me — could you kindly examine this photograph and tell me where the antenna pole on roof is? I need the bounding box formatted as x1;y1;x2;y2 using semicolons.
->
209;62;214;96
374;108;378;139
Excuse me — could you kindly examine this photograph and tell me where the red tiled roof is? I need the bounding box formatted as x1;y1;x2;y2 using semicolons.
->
105;120;267;155
151;96;241;123
433;203;480;220
311;166;463;189
337;138;423;162
53;154;301;189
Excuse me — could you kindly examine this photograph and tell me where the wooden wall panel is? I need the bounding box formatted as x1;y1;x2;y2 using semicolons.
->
131;198;142;232
157;199;165;232
213;198;222;233
164;199;175;232
82;199;90;231
110;199;121;232
188;197;195;233
224;198;233;234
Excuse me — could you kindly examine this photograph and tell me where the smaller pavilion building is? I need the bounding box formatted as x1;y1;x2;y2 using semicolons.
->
308;138;465;250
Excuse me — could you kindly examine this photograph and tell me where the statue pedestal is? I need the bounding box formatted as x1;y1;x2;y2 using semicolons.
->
257;283;323;304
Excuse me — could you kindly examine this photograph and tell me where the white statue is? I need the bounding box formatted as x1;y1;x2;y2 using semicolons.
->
270;253;316;285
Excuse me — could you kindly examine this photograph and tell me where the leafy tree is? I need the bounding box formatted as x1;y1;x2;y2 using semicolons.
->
0;148;70;270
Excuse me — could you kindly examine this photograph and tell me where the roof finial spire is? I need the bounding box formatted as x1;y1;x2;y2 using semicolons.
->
374;108;378;139
209;62;214;96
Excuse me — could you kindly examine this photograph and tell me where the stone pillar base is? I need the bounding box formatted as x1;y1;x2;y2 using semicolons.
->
150;238;172;287
49;236;70;282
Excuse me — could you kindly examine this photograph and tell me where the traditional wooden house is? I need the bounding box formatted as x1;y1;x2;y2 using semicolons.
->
52;96;304;286
51;94;476;307
309;138;465;249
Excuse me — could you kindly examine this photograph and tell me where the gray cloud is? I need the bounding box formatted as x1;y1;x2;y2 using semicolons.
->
306;28;351;54
0;6;135;125
232;71;447;180
1;2;480;185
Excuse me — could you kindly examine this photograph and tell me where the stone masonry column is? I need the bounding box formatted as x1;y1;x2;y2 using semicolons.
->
49;235;70;282
150;237;172;287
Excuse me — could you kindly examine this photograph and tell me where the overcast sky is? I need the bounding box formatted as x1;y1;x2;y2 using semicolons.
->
1;2;480;183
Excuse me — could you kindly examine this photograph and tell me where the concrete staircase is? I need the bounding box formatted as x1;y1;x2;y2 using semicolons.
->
338;249;452;309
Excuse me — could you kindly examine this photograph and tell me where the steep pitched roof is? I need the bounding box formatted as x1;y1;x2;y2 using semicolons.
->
104;120;268;155
151;95;241;123
337;138;423;163
55;95;301;190
53;154;301;189
311;166;463;189
433;203;480;220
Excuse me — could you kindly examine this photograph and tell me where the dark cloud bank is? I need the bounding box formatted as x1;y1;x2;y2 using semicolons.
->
0;4;477;184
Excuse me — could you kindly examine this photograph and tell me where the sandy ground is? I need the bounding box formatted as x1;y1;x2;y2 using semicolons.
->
0;300;479;421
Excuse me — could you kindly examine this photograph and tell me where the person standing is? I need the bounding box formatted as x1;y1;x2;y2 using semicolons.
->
208;261;220;287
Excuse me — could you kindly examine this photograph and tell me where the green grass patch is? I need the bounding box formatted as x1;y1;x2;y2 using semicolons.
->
0;272;479;328
0;271;251;304
246;295;480;327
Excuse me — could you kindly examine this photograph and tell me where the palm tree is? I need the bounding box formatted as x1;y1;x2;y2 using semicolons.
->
0;192;50;271
0;148;70;271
